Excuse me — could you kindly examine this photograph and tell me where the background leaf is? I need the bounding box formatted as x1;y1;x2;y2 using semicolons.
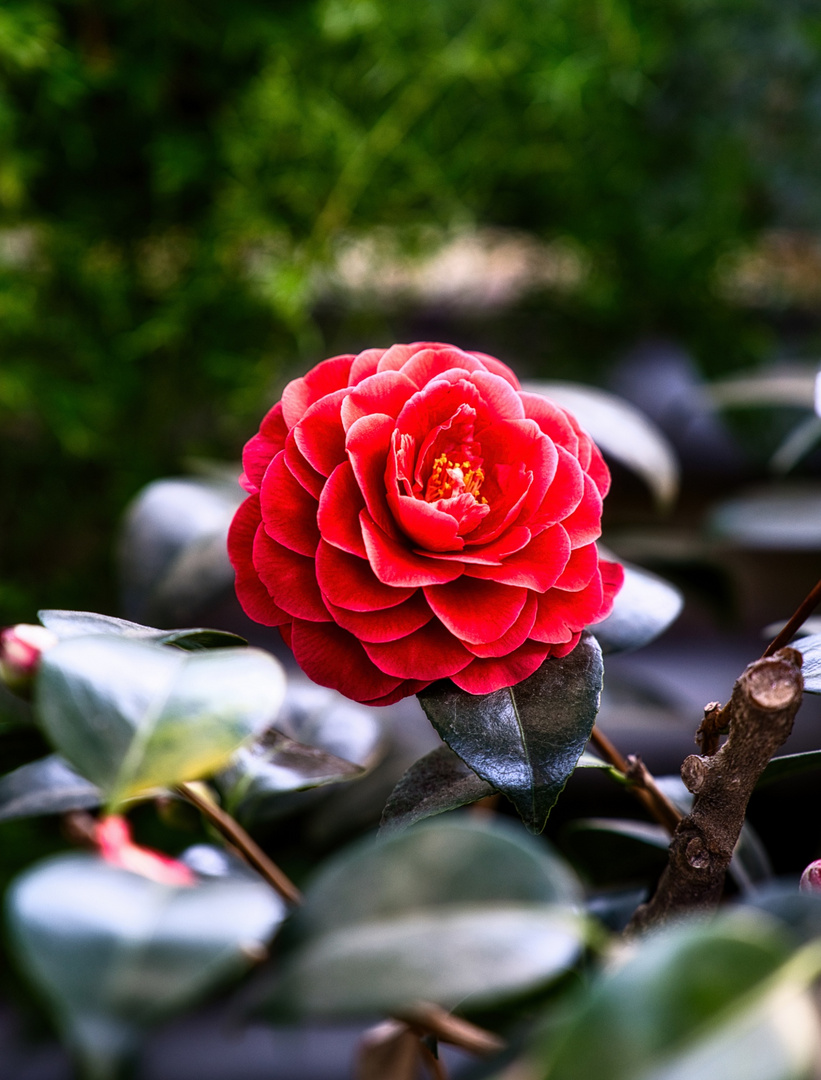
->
789;634;821;693
524;381;679;508
592;562;683;654
0;755;100;822
516;912;820;1080
758;749;821;787
35;637;286;807
379;745;496;836
418;633;603;833
38;609;246;651
6;853;285;1078
708;484;821;549
258;817;585;1019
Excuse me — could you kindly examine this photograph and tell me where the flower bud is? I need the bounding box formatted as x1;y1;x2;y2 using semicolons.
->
0;624;58;696
800;859;821;895
95;815;196;887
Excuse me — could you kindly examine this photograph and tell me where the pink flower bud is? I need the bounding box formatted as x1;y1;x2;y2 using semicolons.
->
800;860;821;894
0;624;59;695
95;815;196;887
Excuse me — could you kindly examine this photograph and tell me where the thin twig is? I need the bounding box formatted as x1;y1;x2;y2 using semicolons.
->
589;726;683;834
176;781;303;906
763;575;821;657
401;1002;506;1057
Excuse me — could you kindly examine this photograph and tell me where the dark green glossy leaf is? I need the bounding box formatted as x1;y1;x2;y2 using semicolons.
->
592;563;683;654
219;731;365;822
524;381;679;507
758;749;821;787
38;609;246;650
418;633;603;833
6;853;284;1079
515;913;820;1080
268;905;586;1019
790;634;821;694
0;755;100;821
379;745;496;836
259;817;584;1019
273;679;386;767
36;637;286;808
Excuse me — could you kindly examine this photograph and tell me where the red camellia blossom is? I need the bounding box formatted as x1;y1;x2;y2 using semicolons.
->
229;342;623;706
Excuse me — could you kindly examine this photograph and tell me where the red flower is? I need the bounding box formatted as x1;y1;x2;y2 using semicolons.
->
229;343;623;706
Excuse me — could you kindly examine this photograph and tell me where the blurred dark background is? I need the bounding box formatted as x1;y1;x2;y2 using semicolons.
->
4;0;821;626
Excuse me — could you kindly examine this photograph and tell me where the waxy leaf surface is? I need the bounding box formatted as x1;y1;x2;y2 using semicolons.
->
7;854;284;1078
592;562;682;654
36;636;285;807
0;755;100;821
419;633;603;832
38;609;246;650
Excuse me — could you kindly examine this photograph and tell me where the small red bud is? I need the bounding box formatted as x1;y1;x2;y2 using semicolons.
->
800;860;821;894
95;815;196;887
0;624;58;696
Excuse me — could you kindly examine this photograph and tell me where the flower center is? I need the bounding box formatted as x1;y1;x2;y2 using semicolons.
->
424;452;487;504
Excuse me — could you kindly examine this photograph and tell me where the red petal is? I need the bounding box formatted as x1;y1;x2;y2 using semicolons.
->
591;558;625;622
553;542;599;591
284;429;326;499
423;578;527;643
281;354;355;428
363;620;474;680
467;351;520;388
562;473;604;547
390;493;464;552
361;679;429;706
340;370;417;433
466;524;571;591
253;529;330;622
315;538;415;611
242;403;288;492
346;413;401;539
528;445;584;532
349;347;387;383
361;511;465;587
317;461;367;557
468;370;525;423
520;392;580;455
549;633;582;659
260;452;320;557
397;345;484;386
451;640;551;694
395;377;482;451
531;573;606;643
290;619;405;704
587;442;611;498
324;591;433;642
293;387;348;477
228;497;290;627
376;343;434;373
431;526;531;565
465;592;538;658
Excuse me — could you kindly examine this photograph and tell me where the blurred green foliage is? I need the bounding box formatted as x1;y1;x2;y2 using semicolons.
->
2;0;821;623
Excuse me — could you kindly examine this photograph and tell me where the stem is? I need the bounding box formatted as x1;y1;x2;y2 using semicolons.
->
176;782;303;906
628;648;804;933
589;726;683;834
763;575;821;657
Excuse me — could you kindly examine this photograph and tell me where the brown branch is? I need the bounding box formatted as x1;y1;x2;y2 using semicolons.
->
627;648;804;933
763;576;821;657
589;726;683;834
176;781;303;906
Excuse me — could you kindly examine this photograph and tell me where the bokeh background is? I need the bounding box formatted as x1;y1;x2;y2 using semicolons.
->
4;0;821;627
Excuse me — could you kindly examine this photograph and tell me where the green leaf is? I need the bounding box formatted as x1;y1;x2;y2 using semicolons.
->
523;381;679;508
379;745;496;836
0;754;100;821
6;853;284;1080
758;749;821;787
789;634;821;694
38;609;247;650
708;484;821;549
519;912;820;1080
273;679;385;767
418;633;603;833
258;817;584;1019
592;562;683;654
35;637;286;808
219;730;365;822
268;906;586;1019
